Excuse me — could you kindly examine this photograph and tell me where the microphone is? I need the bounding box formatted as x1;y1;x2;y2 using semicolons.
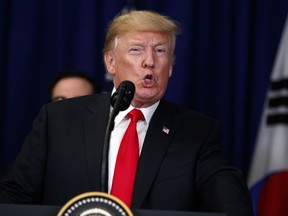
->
111;80;135;112
101;80;135;192
109;80;135;130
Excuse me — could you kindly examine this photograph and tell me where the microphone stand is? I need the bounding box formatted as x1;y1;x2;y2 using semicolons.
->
100;89;125;192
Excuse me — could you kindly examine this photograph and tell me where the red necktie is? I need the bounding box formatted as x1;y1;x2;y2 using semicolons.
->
111;109;144;207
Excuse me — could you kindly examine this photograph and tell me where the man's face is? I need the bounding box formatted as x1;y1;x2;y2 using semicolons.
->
105;31;173;108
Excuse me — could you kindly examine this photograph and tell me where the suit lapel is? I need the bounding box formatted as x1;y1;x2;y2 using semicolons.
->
132;100;177;208
83;93;111;191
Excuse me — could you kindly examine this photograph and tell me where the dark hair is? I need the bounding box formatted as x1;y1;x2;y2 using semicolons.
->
50;70;102;98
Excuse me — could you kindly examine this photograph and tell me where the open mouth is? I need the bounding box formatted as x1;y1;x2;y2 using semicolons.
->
143;74;154;87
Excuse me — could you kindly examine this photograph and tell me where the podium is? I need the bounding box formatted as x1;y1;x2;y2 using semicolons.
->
0;204;227;216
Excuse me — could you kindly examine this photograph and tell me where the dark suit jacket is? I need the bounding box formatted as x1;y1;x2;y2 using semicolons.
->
0;93;253;216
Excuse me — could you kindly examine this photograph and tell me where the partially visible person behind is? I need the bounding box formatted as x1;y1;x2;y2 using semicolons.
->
0;70;101;179
50;70;102;102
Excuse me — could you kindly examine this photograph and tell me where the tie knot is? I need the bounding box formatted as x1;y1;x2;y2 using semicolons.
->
128;109;144;122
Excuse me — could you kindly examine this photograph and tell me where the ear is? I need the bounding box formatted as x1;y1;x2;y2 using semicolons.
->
168;64;173;77
104;52;116;75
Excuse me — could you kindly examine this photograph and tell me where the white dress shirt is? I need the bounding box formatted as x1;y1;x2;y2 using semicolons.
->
108;98;159;193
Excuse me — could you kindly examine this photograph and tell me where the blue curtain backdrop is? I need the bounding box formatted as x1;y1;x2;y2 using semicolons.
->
1;0;288;178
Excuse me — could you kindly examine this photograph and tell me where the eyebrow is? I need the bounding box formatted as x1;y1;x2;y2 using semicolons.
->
126;40;169;48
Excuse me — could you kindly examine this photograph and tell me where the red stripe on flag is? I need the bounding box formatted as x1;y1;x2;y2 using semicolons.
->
258;171;288;216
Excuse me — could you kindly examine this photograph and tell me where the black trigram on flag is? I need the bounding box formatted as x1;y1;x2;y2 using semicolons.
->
267;78;288;125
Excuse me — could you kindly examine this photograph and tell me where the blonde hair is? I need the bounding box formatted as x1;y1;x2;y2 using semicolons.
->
103;10;181;64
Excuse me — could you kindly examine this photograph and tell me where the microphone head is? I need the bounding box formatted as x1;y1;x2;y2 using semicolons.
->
111;80;135;111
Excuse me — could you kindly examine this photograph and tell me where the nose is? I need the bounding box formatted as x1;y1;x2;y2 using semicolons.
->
142;50;155;68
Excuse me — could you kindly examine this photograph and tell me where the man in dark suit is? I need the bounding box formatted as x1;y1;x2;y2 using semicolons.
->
0;10;254;216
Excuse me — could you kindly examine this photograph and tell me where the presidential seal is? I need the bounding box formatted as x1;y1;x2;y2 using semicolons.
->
57;192;133;216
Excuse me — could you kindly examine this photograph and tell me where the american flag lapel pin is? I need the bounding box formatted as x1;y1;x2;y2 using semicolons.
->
162;126;170;134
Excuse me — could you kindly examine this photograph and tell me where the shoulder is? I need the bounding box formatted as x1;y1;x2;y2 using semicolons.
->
32;93;111;123
158;99;219;125
156;99;223;139
46;92;110;112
